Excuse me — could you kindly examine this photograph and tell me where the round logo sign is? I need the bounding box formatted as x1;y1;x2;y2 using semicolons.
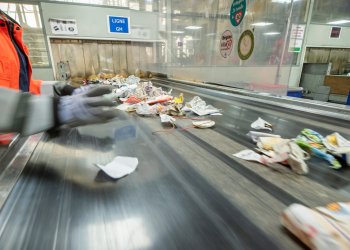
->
220;30;233;58
238;30;254;60
230;0;246;27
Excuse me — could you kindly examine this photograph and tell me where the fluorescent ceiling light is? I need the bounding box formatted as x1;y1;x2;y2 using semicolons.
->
185;26;202;30
264;32;280;35
206;33;217;36
252;22;273;26
171;31;184;34
327;20;350;25
184;38;200;41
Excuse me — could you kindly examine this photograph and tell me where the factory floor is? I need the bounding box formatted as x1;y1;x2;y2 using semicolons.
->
0;80;349;250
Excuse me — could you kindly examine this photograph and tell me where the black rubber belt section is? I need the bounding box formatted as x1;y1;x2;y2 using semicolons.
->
176;127;304;206
154;79;349;127
135;115;282;250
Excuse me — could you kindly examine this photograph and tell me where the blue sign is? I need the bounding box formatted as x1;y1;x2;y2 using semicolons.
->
108;16;130;34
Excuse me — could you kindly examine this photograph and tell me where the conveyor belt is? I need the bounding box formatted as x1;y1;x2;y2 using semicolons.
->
0;80;349;249
153;79;350;190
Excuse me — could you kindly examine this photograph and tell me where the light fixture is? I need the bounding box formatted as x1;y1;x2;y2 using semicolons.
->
171;31;184;34
264;32;280;36
184;38;200;41
185;26;203;30
327;20;350;25
251;22;273;26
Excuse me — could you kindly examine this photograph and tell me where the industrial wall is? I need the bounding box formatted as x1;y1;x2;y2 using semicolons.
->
30;1;350;90
307;24;350;48
32;2;160;81
40;2;159;40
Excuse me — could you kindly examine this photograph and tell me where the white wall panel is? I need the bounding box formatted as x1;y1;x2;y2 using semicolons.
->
307;24;350;48
41;2;159;40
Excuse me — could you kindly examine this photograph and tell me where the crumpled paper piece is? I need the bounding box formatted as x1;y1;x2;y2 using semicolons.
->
247;131;281;143
251;117;273;131
233;149;289;165
192;120;215;128
136;103;157;116
183;96;221;116
96;156;138;179
160;114;176;124
324;133;350;154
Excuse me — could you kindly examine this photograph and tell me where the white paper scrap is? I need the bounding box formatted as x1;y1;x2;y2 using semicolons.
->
191;105;221;116
97;156;138;179
247;131;280;143
251;117;273;131
233;150;263;163
233;149;289;166
192;120;215;128
160;114;176;124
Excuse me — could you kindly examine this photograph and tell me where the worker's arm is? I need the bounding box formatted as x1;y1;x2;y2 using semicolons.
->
0;86;118;136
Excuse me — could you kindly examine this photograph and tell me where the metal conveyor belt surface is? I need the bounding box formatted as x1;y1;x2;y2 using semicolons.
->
0;80;349;250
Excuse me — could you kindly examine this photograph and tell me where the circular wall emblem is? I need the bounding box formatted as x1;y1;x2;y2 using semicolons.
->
230;0;246;27
238;30;254;60
220;30;233;58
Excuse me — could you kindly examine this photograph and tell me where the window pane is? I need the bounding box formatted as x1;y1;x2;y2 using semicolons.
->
312;0;350;26
1;3;49;67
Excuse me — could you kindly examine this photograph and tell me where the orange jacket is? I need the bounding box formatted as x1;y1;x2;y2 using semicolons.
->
0;11;41;95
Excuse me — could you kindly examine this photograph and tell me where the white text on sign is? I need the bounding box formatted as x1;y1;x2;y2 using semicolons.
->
112;19;125;24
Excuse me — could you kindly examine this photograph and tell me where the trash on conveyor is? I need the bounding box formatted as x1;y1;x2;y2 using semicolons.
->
173;93;184;104
272;140;309;175
324;133;350;167
82;75;221;135
160;114;176;124
296;129;342;169
96;156;138;179
99;77;221;120
121;96;142;104
183;96;221;116
251;117;273;131
281;202;350;250
136;103;157;116
247;131;281;143
233;149;265;163
87;74;141;86
324;132;350;154
146;95;173;105
234;137;310;175
257;137;289;151
233;149;289;165
192;120;215;128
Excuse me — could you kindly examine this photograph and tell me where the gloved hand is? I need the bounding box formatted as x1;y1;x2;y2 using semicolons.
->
72;85;91;95
57;86;118;128
53;82;77;96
